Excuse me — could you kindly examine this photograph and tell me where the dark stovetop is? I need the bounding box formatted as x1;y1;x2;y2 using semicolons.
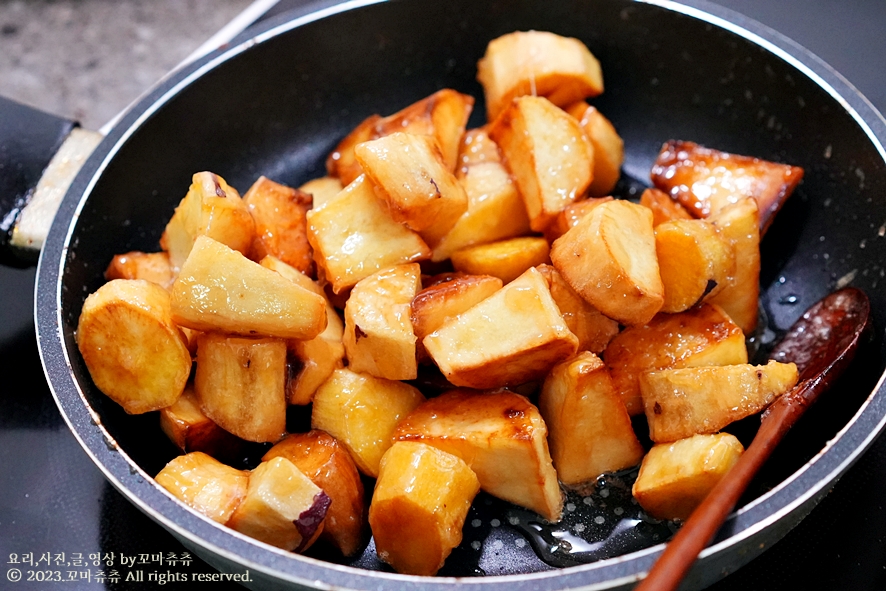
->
2;1;885;590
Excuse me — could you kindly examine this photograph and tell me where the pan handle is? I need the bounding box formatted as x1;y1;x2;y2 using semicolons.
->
0;96;101;268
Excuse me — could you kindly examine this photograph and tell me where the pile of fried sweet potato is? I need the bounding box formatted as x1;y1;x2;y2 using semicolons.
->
76;30;804;576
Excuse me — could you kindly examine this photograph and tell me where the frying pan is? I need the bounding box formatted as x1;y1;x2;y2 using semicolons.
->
4;0;886;589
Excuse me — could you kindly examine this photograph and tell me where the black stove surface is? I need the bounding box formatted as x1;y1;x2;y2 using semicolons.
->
2;1;885;589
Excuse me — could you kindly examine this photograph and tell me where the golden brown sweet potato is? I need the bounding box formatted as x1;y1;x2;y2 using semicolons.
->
478;30;603;121
565;102;623;196
104;251;174;288
263;431;365;556
642;360;799;442
650;140;803;235
370;441;479;575
394;389;562;521
603;303;748;415
632;433;744;520
551;199;663;326
539;352;644;487
155;452;248;524
77;279;191;414
243;176;314;276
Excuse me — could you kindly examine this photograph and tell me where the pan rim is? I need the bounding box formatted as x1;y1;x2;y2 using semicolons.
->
35;0;886;588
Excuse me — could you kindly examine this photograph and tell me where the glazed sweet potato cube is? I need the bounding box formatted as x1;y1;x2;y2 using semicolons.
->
450;236;551;284
305;175;430;294
603;303;748;415
311;368;425;477
77;279;191;414
372;89;474;174
228;457;330;552
259;256;345;405
170;236;326;339
642;360;799;442
263;431;365;556
394;389;563;521
640;187;694;227
160;171;256;271
160;386;248;462
432;160;531;262
565;102;623;196
490;96;594;231
539;352;644;487
655;219;735;313
478;30;603;121
327;90;474;185
423;267;578;389
411;273;503;361
535;264;618;354
708;198;761;334
650;140;804;235
456;127;503;174
370;442;480;575
543;197;613;243
194;333;287;443
325;114;380;186
551;199;664;326
156;452;248;524
104;251;174;288
355;132;468;246
343;263;421;381
632;433;744;521
243;176;314;276
298;176;344;209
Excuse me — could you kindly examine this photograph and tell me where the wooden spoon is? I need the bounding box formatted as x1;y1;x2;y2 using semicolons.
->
635;287;871;591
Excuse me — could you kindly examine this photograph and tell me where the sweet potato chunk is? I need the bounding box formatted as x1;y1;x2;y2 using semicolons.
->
655;219;735;313
490;96;594;231
155;452;248;524
327;90;474;185
160;387;248;462
298;176;343;209
539;352;644;487
708;198;761;334
228;457;330;552
243;176;314;275
650;140;803;235
565;102;624;196
450;236;551;284
355;132;468;246
259;256;345;405
77;279;191;414
603;303;748;415
194;333;287;443
104;251;174;288
642;360;799;442
478;30;603;121
343;263;421;381
551;199;663;326
311;368;425;477
423;267;578;389
535;264;618;354
543;197;613;243
633;433;744;521
263;431;366;556
394;389;562;521
370;442;480;575
160;171;256;271
639;187;693;227
305;175;430;294
432;154;531;261
411;273;503;361
170;236;327;340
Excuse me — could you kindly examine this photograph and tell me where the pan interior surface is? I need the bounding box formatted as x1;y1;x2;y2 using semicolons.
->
38;0;886;589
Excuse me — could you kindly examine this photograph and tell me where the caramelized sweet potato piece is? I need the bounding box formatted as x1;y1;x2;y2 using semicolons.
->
156;452;249;524
243;176;314;276
650;140;803;235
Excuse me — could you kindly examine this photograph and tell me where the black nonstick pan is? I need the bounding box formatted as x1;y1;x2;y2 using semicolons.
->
6;0;886;589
